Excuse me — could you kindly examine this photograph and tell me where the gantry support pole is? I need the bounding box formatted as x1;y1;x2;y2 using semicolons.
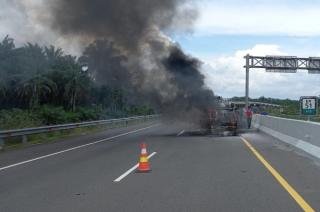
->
245;54;250;109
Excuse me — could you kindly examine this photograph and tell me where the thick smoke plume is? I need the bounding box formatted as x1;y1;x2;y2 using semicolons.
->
48;0;197;51
47;0;216;123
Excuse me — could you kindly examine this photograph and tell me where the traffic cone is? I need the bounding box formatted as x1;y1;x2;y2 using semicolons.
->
137;143;151;173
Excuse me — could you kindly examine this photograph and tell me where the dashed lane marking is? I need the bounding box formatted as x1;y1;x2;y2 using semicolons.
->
114;152;157;182
177;130;185;136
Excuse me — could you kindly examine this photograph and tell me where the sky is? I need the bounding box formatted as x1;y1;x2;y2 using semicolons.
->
175;0;320;99
2;0;320;100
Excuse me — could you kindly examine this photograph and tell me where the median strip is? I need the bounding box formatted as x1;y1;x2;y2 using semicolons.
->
241;136;315;212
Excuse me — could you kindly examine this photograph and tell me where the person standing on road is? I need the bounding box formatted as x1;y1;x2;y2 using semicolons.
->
245;106;253;129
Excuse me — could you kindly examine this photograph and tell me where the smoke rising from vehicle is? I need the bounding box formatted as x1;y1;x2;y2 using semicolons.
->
48;0;216;122
48;0;197;50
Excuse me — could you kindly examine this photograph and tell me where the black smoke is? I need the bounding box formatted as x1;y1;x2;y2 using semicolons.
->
47;0;216;123
48;0;197;51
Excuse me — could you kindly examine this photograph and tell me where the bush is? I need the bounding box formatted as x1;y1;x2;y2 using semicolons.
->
64;111;81;123
40;106;105;124
0;104;154;130
0;109;42;129
125;105;154;116
38;105;68;125
76;107;101;121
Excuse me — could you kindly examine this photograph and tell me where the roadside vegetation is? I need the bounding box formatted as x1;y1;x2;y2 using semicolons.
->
231;96;300;115
0;36;154;130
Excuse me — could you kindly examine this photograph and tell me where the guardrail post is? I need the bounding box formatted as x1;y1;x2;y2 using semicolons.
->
22;135;28;144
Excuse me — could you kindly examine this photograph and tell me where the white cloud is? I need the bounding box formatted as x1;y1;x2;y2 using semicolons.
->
201;44;320;99
196;2;320;36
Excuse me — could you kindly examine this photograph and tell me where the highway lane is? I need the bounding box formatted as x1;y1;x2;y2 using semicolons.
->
242;132;320;211
0;122;319;211
0;121;160;168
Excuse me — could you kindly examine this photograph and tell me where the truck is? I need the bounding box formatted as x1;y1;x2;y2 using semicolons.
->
200;104;239;136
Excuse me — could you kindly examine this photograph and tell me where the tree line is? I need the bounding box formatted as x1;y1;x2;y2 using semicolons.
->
0;36;153;129
231;96;300;115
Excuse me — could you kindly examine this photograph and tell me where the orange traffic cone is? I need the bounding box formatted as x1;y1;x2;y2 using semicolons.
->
137;143;151;173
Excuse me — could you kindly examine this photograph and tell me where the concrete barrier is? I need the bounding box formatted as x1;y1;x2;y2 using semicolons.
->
252;114;320;159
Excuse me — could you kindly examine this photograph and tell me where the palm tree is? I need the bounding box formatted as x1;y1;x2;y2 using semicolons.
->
0;79;6;98
65;68;91;112
44;45;64;67
0;35;15;54
17;74;57;109
23;43;47;72
0;36;14;98
79;39;128;88
110;89;124;112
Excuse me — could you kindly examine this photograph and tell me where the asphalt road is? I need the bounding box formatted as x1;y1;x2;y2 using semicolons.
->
0;121;320;212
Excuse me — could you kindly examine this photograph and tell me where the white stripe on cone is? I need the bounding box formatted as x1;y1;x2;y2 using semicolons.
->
141;148;147;154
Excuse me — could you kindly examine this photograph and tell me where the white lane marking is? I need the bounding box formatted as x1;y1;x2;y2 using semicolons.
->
114;152;157;183
177;130;185;136
0;125;159;172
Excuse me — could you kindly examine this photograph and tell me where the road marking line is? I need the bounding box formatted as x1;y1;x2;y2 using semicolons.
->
0;125;159;172
241;137;315;212
114;152;157;182
177;130;185;136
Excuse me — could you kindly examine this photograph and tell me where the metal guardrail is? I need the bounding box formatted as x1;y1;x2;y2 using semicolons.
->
0;115;159;148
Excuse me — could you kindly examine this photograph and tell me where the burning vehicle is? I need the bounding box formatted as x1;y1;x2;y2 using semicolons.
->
200;102;239;136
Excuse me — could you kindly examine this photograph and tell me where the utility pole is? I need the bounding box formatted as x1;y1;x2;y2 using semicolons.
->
245;54;250;109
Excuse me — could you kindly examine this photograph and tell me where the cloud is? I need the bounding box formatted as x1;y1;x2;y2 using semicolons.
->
201;44;320;99
195;1;320;37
